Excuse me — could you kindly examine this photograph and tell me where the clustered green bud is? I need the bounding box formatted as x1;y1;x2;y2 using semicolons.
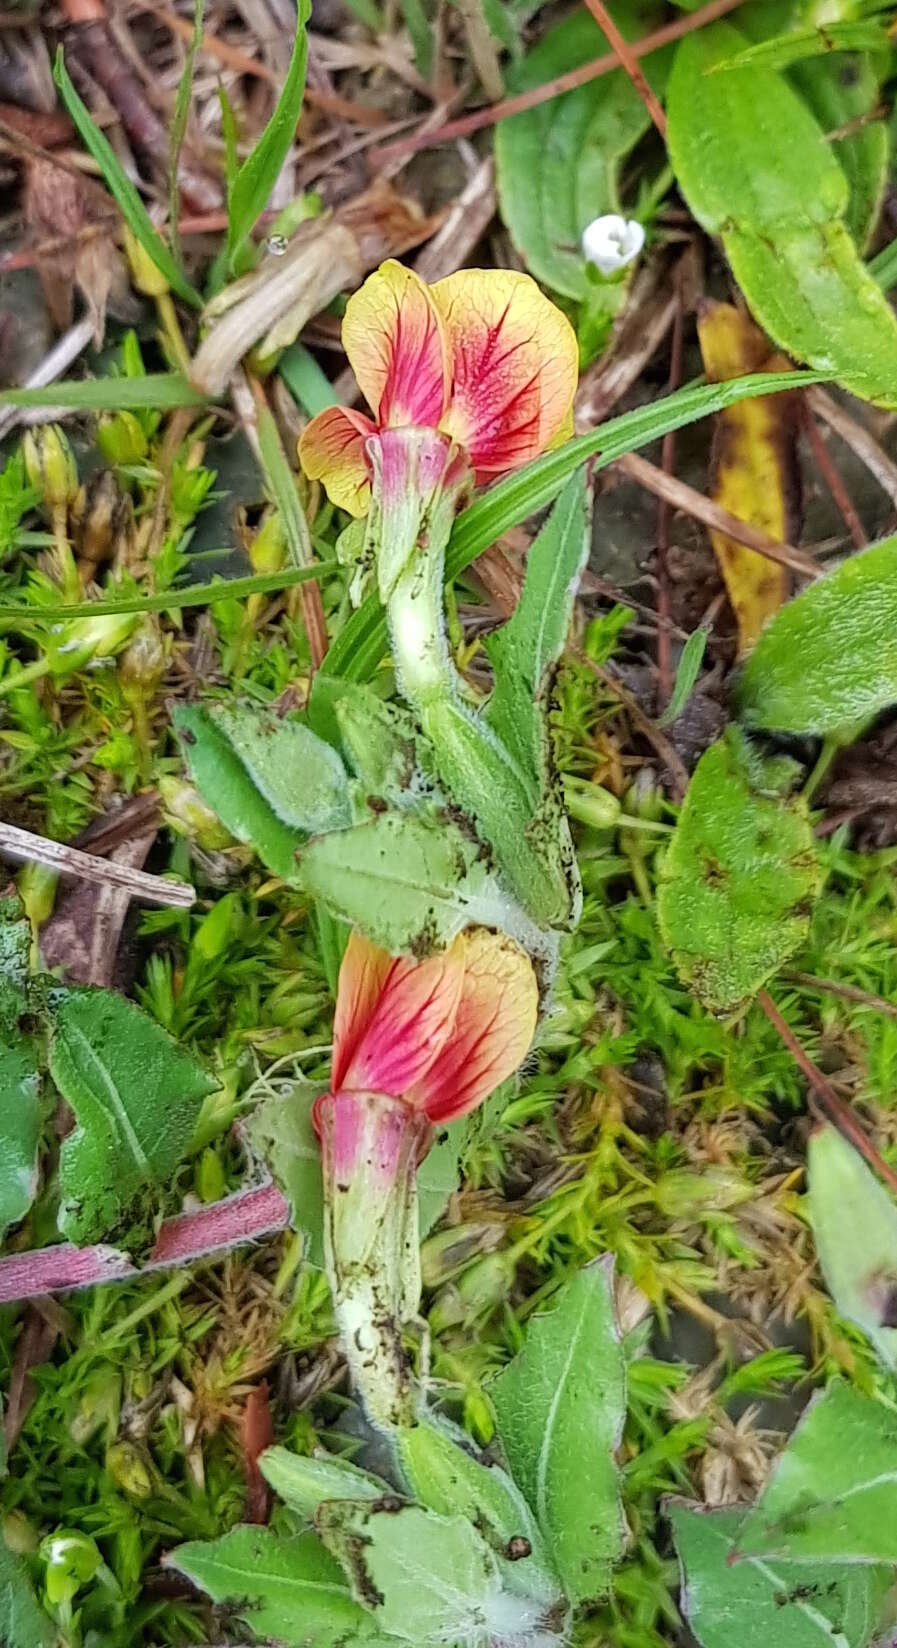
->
22;425;78;514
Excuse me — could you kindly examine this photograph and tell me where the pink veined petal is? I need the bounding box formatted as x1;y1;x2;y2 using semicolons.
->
297;405;376;516
331;930;395;1092
342;260;451;430
409;929;539;1124
433;268;578;475
337;932;466;1099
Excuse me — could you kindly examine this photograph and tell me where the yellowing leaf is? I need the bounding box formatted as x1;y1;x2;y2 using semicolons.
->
698;302;799;654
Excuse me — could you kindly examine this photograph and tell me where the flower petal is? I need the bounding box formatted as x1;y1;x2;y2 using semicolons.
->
433;269;578;474
298;405;375;516
343;260;450;429
410;929;538;1123
335;930;466;1098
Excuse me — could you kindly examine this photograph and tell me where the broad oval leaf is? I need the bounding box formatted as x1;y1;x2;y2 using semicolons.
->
52;987;216;1247
736;534;897;738
490;1256;627;1606
495;9;667;299
168;1525;388;1647
657;730;822;1013
735;1380;897;1564
808;1124;897;1372
667;22;897;407
669;1502;892;1648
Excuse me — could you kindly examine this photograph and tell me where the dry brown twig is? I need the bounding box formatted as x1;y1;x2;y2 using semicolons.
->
0;820;195;907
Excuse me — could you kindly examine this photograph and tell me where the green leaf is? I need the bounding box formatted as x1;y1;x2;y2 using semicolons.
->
0;562;338;624
298;809;528;956
485;469;589;786
261;1446;391;1519
808;1124;897;1371
657;628;709;729
0;895;32;1036
397;1418;563;1606
255;403;317;577
317;1500;537;1646
173;702;347;889
0;1543;57;1648
168;0;204;263
52;987;216;1246
52;50;202;308
792;53;888;251
736;1380;897;1564
666;23;897;407
0;375;207;411
205;703;351;834
710;21;892;73
657;729;822;1014
0;1045;41;1244
227;0;311;273
736;534;897;739
324;369;825;685
245;1083;325;1266
168;1525;386;1647
669;1502;892;1648
495;9;667;298
491;1257;627;1606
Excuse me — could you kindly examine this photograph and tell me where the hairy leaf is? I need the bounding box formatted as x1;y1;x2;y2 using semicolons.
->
736;1381;897;1564
0;1045;41;1244
175;704;304;883
205;703;351;834
169;1525;386;1646
491;1257;626;1605
657;730;821;1013
0;1544;57;1648
260;1446;391;1519
808;1125;897;1371
53;988;216;1246
670;1502;892;1648
736;534;897;739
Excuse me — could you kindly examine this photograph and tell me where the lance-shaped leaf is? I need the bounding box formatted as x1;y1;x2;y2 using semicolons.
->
175;702;351;883
398;1418;563;1607
669;1502;892;1648
260;1446;392;1520
495;8;667;298
697;302;798;654
316;1499;548;1646
808;1125;897;1371
52;988;216;1246
168;1525;389;1647
735;1381;897;1564
490;1256;627;1606
657;729;822;1014
735;533;897;739
667;22;897;408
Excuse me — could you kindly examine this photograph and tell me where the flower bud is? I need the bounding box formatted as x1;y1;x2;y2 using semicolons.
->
97;412;148;467
249;509;286;574
158;776;235;851
429;1251;514;1334
118;617;166;692
70;471;131;574
55;610;138;671
69;1367;121;1445
3;1511;38;1555
40;1530;101;1605
122;226;170;298
194;1145;226;1204
22;425;78;513
581;214;645;278
106;1440;154;1499
563;777;622;830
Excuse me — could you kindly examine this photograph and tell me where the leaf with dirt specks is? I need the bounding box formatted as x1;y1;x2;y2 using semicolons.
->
169;1525;391;1646
52;987;216;1246
490;1257;627;1606
735;1381;897;1565
657;728;822;1013
669;1502;892;1648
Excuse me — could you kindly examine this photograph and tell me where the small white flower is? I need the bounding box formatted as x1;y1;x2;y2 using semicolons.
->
581;214;645;278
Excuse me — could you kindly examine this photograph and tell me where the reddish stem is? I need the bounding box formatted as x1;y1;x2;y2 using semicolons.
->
0;1183;289;1306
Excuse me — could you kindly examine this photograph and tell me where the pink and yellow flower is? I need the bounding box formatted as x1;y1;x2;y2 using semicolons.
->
298;260;578;516
313;925;538;1427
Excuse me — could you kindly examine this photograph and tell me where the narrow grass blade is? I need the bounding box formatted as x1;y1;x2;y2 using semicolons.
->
169;0;205;265
227;0;312;274
0;563;338;624
0;375;208;410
